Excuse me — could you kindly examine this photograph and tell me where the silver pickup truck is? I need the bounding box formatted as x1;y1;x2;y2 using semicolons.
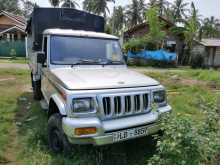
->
26;8;171;153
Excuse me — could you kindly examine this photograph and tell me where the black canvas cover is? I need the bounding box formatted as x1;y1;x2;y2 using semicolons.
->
26;8;105;51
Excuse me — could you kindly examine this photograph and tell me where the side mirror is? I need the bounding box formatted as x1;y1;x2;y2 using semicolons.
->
37;52;46;64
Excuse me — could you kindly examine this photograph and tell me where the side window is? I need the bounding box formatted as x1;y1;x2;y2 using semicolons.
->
43;37;47;56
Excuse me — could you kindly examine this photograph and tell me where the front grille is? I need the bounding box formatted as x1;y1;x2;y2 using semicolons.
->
100;92;150;119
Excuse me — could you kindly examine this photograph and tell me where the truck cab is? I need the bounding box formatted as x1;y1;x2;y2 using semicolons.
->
26;8;171;153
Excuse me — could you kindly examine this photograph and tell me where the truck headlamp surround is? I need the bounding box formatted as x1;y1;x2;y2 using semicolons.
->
72;97;96;114
153;90;167;104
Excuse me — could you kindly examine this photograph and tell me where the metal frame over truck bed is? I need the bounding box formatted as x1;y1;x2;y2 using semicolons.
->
26;7;105;51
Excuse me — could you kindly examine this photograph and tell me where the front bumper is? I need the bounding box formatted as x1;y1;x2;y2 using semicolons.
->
62;105;171;146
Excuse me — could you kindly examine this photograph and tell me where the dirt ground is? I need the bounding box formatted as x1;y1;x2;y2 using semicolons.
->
0;63;28;69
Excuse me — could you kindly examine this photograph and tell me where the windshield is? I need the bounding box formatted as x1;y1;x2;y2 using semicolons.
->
50;36;125;65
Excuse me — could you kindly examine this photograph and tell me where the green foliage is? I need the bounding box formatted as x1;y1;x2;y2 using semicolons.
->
190;53;204;69
61;0;79;8
145;7;166;47
125;0;146;27
83;0;115;17
20;0;38;17
124;7;165;53
124;37;147;52
172;0;189;22
0;0;22;14
201;16;220;38
148;100;220;165
104;23;113;34
49;0;60;7
182;2;200;64
110;6;125;35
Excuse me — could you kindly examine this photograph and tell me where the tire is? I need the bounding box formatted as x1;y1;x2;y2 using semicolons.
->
48;113;72;153
31;74;42;100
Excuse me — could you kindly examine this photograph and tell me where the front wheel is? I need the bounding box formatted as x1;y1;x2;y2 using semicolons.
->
48;113;72;153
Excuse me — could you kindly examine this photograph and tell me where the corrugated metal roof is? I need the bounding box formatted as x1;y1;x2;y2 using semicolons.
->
200;39;220;47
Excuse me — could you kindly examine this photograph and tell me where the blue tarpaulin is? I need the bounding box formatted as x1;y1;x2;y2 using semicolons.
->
127;49;176;62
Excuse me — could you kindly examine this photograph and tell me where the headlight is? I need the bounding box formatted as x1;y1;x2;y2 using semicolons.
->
153;90;166;104
72;98;95;113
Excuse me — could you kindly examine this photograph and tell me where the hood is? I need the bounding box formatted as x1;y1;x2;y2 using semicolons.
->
51;67;159;90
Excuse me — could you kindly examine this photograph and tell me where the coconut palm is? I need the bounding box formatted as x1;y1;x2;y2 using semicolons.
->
61;0;79;8
147;0;170;16
202;16;220;38
182;2;200;64
172;0;189;22
0;0;22;14
125;0;147;27
83;0;115;17
21;0;38;17
111;6;125;34
49;0;60;7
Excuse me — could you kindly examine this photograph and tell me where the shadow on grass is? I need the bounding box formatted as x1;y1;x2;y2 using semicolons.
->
15;92;157;165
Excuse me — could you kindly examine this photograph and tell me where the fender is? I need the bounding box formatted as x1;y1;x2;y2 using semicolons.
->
50;94;67;116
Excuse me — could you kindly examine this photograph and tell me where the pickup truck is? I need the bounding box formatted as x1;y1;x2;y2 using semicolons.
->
26;8;171;153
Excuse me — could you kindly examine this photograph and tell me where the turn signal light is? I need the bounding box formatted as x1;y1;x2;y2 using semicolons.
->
75;127;97;136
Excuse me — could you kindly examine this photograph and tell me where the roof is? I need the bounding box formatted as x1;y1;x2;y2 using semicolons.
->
0;24;13;32
43;29;119;40
0;11;26;26
124;16;174;35
0;25;25;35
0;11;26;35
199;39;220;47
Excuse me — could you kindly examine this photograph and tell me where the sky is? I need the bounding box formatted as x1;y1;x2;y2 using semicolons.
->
31;0;220;19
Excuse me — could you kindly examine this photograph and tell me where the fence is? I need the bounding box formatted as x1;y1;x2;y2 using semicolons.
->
0;40;26;57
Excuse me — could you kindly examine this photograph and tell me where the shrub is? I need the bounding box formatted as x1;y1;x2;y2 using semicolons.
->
191;53;204;69
148;100;220;165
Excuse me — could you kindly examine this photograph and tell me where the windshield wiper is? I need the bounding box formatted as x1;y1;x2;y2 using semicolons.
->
71;59;101;66
99;60;124;65
71;59;124;66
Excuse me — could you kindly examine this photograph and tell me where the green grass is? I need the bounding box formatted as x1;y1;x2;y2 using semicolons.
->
144;68;220;120
0;67;220;164
0;57;27;64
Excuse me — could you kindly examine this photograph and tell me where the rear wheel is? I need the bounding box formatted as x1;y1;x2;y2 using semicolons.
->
48;113;72;153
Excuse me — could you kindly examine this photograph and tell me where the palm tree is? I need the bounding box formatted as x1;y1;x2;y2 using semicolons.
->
125;0;146;27
83;0;115;18
202;16;220;38
172;0;189;22
147;0;170;16
189;2;201;31
111;6;125;35
61;0;79;8
0;0;22;14
21;0;38;17
83;0;95;13
49;0;60;7
182;2;200;64
139;0;147;19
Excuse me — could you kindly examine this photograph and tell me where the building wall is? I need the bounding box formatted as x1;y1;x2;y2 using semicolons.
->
214;47;220;66
192;44;205;55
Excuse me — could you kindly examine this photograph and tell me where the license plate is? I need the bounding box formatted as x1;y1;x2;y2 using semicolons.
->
113;126;148;142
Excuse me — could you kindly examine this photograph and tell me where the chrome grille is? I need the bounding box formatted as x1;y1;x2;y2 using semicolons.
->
100;92;150;119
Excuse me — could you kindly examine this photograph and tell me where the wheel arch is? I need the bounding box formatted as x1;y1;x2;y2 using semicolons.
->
48;95;67;119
